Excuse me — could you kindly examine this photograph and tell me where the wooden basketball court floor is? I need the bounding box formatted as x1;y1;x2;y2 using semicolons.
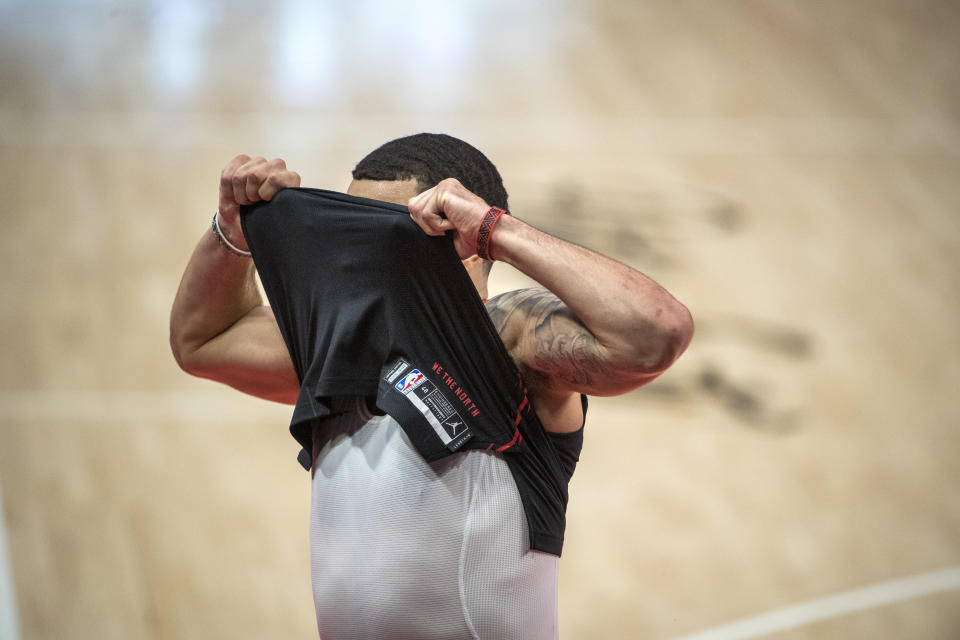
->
0;0;958;638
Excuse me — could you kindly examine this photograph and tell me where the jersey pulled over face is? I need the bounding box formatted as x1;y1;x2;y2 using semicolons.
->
345;178;489;294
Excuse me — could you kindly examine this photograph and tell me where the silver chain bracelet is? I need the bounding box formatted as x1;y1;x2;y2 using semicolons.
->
211;212;252;257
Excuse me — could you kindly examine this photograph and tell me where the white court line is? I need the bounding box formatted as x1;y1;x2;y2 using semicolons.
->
0;483;21;640
671;566;960;640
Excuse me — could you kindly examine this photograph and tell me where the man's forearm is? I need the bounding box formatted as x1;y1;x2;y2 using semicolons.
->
169;229;262;369
492;215;693;372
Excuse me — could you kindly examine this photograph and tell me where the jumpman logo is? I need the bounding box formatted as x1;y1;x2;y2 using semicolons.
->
444;417;466;437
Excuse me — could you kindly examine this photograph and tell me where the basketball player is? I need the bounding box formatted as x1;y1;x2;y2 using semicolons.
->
170;134;693;639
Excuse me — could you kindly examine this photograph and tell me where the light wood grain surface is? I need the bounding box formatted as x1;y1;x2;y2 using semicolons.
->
1;0;958;638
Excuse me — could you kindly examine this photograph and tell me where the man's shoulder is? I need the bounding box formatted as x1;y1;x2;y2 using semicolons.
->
485;288;585;433
486;287;544;352
485;286;560;326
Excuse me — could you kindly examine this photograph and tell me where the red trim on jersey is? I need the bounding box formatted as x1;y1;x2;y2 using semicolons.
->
496;427;522;452
515;396;529;426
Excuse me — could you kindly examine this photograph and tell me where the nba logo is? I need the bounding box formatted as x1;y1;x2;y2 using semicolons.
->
396;369;425;394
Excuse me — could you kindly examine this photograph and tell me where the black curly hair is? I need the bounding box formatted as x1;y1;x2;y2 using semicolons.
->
352;133;509;211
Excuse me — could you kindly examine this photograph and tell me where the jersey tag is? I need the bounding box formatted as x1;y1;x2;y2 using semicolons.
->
384;358;410;384
387;359;474;452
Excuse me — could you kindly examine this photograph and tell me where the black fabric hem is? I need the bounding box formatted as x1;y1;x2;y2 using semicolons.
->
528;531;564;557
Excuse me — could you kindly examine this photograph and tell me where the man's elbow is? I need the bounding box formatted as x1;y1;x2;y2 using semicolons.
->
169;327;203;376
660;303;694;369
630;304;694;376
170;336;193;374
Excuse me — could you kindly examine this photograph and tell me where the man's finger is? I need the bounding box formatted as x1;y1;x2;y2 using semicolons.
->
245;165;269;203
220;154;251;188
258;157;289;193
407;186;439;216
258;171;301;200
412;210;447;237
232;157;266;205
219;154;252;214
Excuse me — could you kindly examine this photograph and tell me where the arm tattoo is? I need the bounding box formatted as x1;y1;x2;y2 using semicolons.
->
487;287;617;390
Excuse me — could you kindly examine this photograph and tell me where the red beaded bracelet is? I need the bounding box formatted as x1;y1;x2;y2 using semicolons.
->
475;206;507;261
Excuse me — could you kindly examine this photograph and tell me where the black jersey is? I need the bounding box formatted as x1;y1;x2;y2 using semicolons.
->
239;187;585;555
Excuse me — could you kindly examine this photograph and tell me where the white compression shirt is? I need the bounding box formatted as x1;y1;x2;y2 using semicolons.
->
309;397;560;640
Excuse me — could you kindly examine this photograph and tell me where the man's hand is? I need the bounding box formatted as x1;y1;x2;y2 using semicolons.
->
407;178;491;259
217;155;301;251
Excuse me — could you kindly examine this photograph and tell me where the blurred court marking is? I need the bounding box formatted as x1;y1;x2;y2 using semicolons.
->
672;566;960;640
0;483;21;640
